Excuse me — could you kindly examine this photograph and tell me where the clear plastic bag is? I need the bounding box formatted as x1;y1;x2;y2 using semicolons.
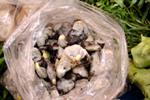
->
0;0;47;41
0;1;16;41
3;0;128;100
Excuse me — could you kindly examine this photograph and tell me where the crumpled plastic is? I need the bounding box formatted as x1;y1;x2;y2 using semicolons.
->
0;1;16;41
2;0;128;100
0;0;47;41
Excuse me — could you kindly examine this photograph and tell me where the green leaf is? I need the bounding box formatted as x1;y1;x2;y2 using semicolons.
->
130;0;137;7
114;0;124;8
96;2;101;6
142;3;150;22
3;89;8;99
138;0;144;9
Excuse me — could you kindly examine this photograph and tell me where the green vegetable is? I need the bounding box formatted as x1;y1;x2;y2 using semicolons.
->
128;59;150;98
131;35;150;68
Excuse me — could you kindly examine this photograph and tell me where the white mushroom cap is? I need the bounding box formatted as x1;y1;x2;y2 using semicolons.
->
72;66;88;77
56;60;72;79
57;78;75;93
32;47;41;62
63;45;90;65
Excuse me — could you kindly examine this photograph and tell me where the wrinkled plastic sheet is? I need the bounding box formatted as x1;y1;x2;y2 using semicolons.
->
0;0;47;41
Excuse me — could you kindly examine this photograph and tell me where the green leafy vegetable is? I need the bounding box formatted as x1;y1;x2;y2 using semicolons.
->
114;0;124;8
128;59;150;98
130;0;137;7
138;0;144;9
142;3;150;22
131;35;150;68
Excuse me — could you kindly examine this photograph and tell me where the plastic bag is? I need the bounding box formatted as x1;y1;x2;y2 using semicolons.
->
3;0;128;100
0;1;16;41
0;0;47;41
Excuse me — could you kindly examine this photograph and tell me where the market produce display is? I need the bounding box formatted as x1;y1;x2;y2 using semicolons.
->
0;0;150;100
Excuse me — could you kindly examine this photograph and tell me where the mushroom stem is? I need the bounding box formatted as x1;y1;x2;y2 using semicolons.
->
58;34;67;47
35;62;47;78
46;59;56;85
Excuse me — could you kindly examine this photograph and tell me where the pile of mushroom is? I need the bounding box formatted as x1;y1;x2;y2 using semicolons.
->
32;20;113;98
